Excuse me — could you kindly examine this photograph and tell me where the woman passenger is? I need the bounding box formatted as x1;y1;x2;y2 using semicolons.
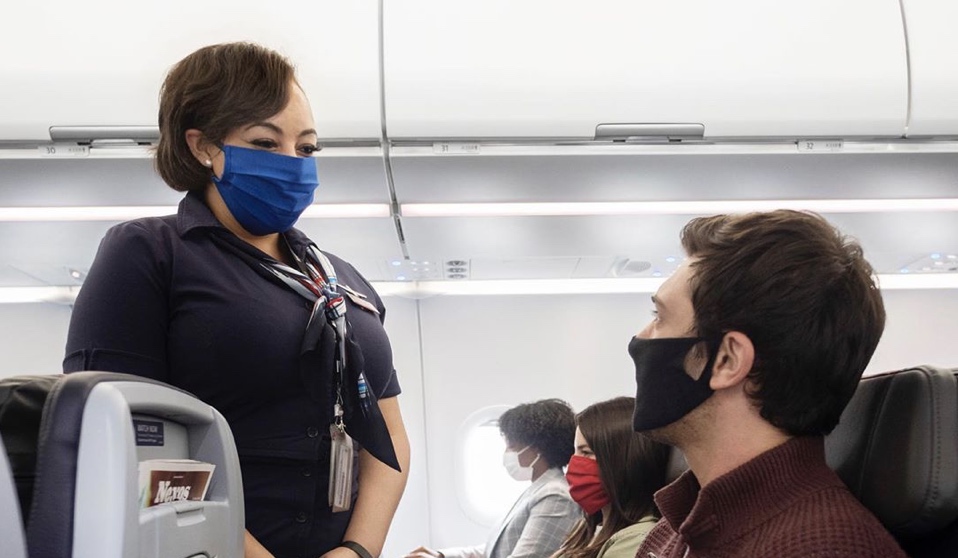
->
406;398;581;558
553;397;670;558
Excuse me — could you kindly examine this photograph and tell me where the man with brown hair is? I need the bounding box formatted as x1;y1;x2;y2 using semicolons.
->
629;210;906;557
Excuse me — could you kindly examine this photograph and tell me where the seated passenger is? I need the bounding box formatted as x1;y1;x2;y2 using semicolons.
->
553;396;670;558
631;210;906;557
406;398;581;558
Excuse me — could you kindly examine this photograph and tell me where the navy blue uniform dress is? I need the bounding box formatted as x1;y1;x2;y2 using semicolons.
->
64;191;400;558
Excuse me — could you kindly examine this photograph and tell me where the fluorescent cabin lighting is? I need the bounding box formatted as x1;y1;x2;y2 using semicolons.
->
372;278;665;297
3;199;954;221
0;273;956;303
372;273;958;297
0;206;177;221
0;286;80;304
876;273;958;290
0;204;391;222
299;204;391;218
401;198;958;218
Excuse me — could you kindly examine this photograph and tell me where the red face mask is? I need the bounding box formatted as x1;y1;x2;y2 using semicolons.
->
566;455;611;515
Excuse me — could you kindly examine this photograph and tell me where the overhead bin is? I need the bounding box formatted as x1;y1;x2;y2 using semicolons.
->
0;0;382;144
383;0;908;141
901;0;958;137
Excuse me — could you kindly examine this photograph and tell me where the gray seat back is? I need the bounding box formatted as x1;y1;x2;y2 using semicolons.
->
0;372;245;558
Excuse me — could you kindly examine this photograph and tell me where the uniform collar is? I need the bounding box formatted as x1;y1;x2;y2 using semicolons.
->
654;436;842;549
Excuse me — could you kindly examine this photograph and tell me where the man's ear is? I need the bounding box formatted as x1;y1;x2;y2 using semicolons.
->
184;129;216;167
709;331;754;390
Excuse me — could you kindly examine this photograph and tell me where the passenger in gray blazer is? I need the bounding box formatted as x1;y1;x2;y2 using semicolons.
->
406;399;581;558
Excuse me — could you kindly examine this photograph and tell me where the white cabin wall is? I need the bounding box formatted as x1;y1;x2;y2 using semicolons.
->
380;296;431;557
0;303;72;378
415;293;651;550
869;289;958;374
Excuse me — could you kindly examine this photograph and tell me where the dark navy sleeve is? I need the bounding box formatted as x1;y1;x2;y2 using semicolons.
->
63;220;171;381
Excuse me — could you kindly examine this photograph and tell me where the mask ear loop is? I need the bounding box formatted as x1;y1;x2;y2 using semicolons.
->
515;445;540;469
697;334;727;386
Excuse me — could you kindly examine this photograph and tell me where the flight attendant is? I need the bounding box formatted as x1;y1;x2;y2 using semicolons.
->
64;42;410;558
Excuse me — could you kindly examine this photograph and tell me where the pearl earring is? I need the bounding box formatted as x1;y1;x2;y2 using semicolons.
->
204;159;212;167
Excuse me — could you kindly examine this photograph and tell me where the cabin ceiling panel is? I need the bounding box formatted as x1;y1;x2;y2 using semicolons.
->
400;214;689;264
0;155;390;206
389;153;958;203
399;211;958;279
0;217;401;287
0;222;116;288
826;212;958;272
0;160;178;206
294;218;403;281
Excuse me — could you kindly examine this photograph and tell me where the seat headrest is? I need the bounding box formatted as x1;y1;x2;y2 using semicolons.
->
0;375;59;522
824;365;958;538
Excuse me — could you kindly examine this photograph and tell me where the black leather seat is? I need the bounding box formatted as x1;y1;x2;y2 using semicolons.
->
0;435;27;558
825;365;958;557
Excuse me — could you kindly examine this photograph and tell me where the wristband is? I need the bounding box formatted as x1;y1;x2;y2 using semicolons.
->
340;540;374;558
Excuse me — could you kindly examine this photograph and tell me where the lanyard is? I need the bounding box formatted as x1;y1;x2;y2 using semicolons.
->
261;244;371;427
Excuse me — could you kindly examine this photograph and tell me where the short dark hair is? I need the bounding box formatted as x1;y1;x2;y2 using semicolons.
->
556;397;671;558
156;42;296;191
499;398;576;468
681;210;886;436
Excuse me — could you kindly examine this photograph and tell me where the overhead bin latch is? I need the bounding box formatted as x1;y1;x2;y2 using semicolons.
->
49;126;160;146
594;123;704;143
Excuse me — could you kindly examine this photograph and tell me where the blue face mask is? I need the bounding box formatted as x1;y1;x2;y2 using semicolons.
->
212;145;319;236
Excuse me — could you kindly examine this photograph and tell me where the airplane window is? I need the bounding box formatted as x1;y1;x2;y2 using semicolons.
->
455;405;528;527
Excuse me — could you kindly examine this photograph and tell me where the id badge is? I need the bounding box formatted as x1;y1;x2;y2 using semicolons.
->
329;424;354;512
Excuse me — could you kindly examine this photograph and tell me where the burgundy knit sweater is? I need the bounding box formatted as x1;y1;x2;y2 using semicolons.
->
635;436;906;558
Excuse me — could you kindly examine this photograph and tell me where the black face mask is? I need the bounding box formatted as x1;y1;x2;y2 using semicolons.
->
629;336;722;432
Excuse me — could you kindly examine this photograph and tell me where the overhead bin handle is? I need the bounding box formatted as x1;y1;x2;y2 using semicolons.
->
49;126;160;143
595;123;704;141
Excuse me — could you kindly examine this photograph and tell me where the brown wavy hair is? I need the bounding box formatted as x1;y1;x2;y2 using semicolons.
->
155;42;296;191
681;210;886;436
553;397;670;558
